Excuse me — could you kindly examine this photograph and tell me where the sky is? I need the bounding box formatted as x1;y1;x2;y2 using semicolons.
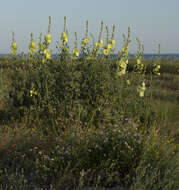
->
0;0;179;54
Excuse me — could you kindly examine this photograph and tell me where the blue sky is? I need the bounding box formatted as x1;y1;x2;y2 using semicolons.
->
0;0;179;54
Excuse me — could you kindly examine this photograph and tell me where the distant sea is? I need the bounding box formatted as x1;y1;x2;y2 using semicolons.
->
1;53;179;60
142;54;179;60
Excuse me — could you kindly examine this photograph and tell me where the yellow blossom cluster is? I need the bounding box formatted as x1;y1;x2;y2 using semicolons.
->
103;48;110;56
153;63;160;76
126;79;130;85
134;55;145;74
137;81;146;97
37;33;44;52
121;46;129;56
103;40;115;56
37;42;44;52
94;40;103;50
152;128;159;137
29;41;36;56
61;32;68;44
45;33;52;45
11;41;18;56
109;39;115;48
116;45;129;76
117;58;128;76
43;33;52;60
44;49;51;59
30;89;38;97
82;38;89;46
72;48;79;57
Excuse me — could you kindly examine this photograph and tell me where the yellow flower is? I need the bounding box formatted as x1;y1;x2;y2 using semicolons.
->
103;48;109;56
135;58;144;73
99;40;103;47
95;42;99;48
153;63;160;76
137;81;146;97
111;40;115;46
126;80;130;85
117;69;126;76
37;42;43;51
122;46;129;54
30;89;38;96
62;32;68;39
44;49;51;59
82;38;89;45
104;44;110;49
61;32;68;43
11;41;18;55
109;40;115;48
29;41;36;55
139;91;144;97
117;58;128;76
141;81;145;90
31;41;36;48
12;42;17;49
72;48;79;57
107;43;112;49
45;33;52;44
137;59;141;65
95;40;103;48
119;59;127;69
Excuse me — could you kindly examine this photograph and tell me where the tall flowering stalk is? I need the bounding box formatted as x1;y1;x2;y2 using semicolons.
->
90;21;103;59
37;33;44;53
81;20;90;58
134;38;145;74
10;32;18;56
103;25;110;56
43;16;52;61
72;32;79;58
109;25;116;54
28;33;36;57
117;46;129;76
153;44;161;76
116;27;131;76
61;16;68;44
133;38;147;97
103;25;116;57
57;16;69;61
